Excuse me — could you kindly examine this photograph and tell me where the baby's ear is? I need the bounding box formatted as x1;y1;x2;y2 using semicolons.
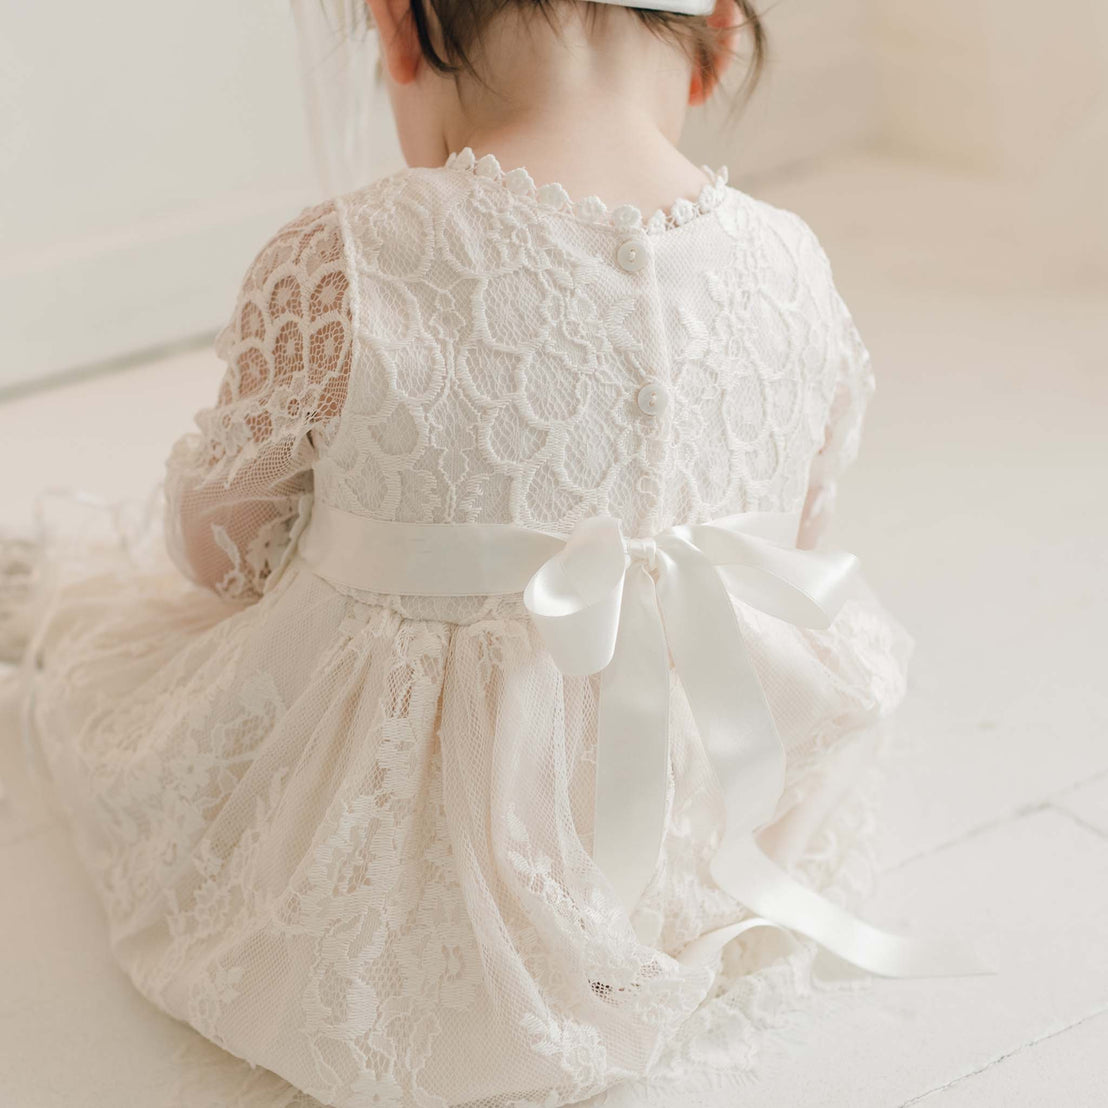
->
366;0;422;85
689;0;742;106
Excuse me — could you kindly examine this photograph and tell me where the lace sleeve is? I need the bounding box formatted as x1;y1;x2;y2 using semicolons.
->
797;263;875;550
163;201;352;601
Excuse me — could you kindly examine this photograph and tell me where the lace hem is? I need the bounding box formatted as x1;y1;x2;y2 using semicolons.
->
443;146;730;235
151;730;890;1108
583;727;889;1105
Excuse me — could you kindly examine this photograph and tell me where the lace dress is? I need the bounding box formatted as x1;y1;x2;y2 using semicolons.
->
19;148;912;1108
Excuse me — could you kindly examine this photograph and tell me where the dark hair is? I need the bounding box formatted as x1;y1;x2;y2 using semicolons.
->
404;1;767;104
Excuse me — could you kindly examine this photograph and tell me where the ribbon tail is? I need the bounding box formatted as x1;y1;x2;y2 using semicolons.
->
592;563;670;915
713;836;993;978
656;539;786;842
657;535;991;979
675;915;792;967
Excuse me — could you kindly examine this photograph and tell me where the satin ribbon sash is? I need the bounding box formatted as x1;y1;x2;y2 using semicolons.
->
297;500;989;979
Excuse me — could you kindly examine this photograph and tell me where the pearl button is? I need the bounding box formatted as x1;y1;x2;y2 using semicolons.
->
616;239;648;273
636;383;668;416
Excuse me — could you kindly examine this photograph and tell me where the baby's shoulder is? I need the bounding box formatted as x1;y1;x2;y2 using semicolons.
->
217;198;347;359
716;185;862;357
720;185;837;282
228;198;346;316
330;162;476;242
224;168;433;334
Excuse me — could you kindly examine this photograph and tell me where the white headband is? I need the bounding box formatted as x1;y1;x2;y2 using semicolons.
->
588;0;715;13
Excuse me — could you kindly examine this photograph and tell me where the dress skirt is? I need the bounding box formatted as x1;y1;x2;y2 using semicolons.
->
20;504;912;1108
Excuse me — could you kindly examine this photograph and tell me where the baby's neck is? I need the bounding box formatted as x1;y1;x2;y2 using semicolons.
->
436;9;714;216
447;111;715;218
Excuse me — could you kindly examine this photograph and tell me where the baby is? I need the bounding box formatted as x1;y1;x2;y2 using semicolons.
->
10;2;979;1106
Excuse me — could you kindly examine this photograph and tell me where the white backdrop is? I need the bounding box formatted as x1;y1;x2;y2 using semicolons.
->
2;0;1104;392
689;0;1108;284
0;2;319;390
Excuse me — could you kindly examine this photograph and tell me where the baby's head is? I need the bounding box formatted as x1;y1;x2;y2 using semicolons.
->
363;0;765;167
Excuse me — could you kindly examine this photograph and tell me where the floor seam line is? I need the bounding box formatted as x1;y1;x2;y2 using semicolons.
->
1046;802;1108;842
0;331;217;404
1049;764;1108;803
896;1005;1108;1106
885;802;1048;872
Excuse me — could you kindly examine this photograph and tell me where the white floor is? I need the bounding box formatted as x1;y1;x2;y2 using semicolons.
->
1;154;1106;1107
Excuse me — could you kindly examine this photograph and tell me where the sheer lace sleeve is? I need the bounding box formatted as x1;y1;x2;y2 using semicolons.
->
163;201;352;601
797;265;875;550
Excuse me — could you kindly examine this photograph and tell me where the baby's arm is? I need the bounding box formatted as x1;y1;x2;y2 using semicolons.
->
760;248;911;871
163;202;351;600
797;260;875;550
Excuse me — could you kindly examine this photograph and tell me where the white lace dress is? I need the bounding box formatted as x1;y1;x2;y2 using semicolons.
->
21;148;912;1108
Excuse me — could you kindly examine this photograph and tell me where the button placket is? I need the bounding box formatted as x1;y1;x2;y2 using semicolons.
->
615;234;668;511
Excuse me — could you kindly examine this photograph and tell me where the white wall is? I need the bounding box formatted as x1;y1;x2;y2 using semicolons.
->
868;0;1104;173
683;0;878;182
4;0;869;394
686;0;1107;282
0;2;322;391
865;0;1108;281
4;0;1102;394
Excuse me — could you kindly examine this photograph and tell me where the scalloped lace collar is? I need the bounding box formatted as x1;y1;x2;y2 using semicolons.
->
442;147;730;236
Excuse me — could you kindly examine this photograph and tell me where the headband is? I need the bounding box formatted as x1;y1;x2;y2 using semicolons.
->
589;0;715;13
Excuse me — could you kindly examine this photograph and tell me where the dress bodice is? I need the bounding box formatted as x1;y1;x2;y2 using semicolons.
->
316;149;863;538
163;149;873;605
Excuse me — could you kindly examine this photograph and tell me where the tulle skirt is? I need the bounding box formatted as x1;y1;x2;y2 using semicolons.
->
19;505;912;1107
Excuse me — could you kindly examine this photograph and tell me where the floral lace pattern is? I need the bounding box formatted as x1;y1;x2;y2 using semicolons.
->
23;153;911;1108
162;201;352;601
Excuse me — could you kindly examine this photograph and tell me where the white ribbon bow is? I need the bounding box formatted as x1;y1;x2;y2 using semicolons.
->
524;514;988;977
524;512;852;906
294;499;990;977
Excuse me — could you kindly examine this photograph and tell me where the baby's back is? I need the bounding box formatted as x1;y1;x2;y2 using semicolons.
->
312;148;857;539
